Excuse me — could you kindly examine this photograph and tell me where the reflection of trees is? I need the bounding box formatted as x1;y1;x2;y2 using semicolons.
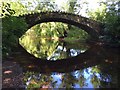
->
12;43;119;88
77;70;87;88
89;61;118;88
23;71;55;89
23;62;118;88
90;73;100;88
75;62;118;88
51;42;71;60
60;73;77;88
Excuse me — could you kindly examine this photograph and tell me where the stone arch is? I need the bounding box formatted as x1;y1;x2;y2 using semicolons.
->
21;12;103;39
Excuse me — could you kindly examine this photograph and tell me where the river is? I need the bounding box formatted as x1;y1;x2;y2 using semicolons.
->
3;37;119;89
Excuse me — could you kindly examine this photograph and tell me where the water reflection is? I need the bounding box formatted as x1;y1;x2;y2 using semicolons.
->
23;65;118;88
20;36;89;60
9;41;119;88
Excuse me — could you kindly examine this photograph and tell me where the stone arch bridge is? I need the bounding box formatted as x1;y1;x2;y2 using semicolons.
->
19;11;104;39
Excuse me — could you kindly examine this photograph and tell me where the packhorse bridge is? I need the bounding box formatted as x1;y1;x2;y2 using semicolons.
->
19;11;104;39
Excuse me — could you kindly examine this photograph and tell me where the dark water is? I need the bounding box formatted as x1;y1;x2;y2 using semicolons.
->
9;37;119;89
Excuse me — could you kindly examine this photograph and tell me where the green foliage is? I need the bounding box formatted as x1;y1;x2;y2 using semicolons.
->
104;5;120;38
2;16;28;58
33;22;68;38
88;1;120;43
19;22;89;60
2;2;28;58
35;2;57;12
87;2;107;22
10;2;28;16
66;25;90;41
19;22;67;59
1;2;29;17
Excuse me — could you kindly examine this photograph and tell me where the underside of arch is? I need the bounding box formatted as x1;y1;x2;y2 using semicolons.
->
27;18;100;39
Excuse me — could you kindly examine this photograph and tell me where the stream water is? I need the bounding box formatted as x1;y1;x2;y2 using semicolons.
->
9;38;119;89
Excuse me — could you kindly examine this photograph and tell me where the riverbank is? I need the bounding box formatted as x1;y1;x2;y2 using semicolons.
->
2;61;25;88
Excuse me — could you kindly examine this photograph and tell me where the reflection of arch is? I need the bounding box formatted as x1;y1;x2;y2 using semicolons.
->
19;11;103;38
9;44;118;73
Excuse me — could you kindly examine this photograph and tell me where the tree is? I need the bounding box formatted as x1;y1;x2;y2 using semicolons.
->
2;2;28;58
87;0;120;44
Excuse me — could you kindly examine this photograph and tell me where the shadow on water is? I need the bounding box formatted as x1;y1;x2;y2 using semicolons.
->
3;40;119;89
